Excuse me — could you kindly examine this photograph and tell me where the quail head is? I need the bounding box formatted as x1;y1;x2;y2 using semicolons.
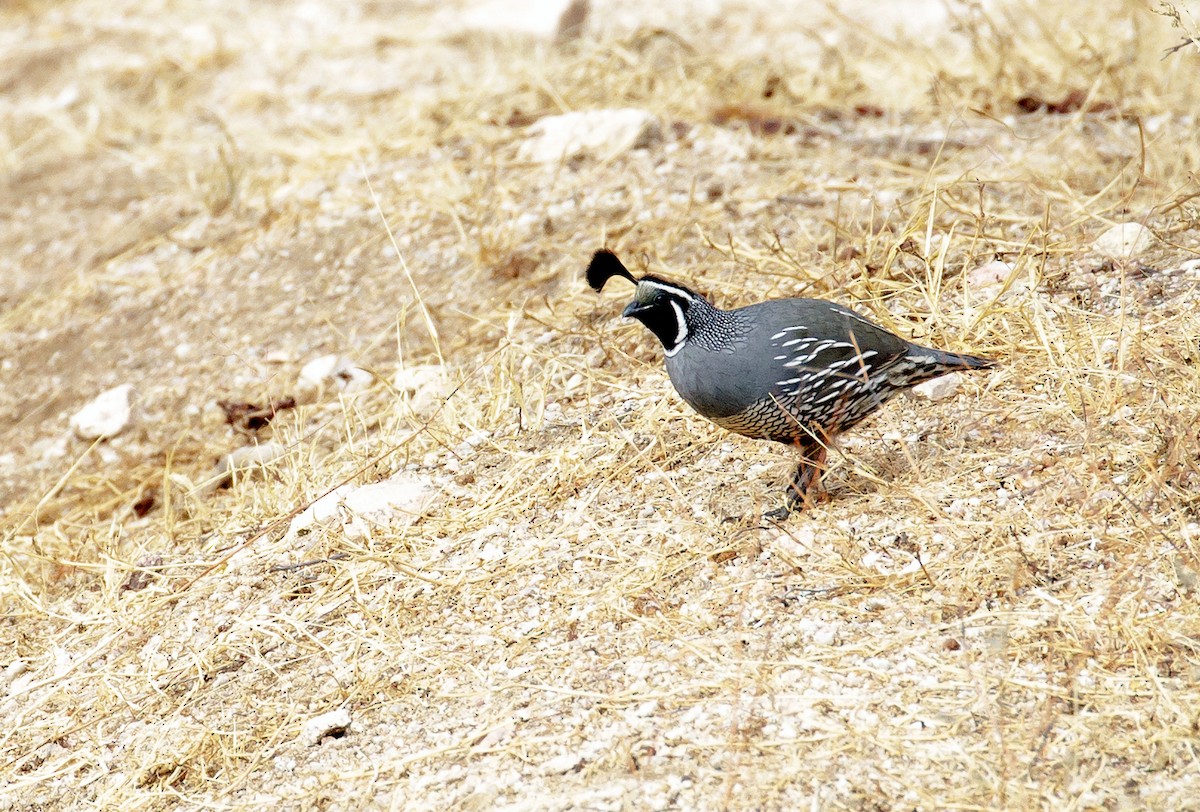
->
587;249;995;519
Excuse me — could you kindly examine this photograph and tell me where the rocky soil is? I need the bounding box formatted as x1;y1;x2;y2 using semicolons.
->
3;0;1200;809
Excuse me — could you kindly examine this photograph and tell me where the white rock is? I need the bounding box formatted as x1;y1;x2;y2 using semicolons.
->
458;0;580;37
563;372;585;395
194;442;288;494
6;672;35;698
474;721;514;750
542;752;583;775
812;625;837;646
393;364;453;414
968;259;1013;289
298;354;372;397
52;646;72;677
912;373;961;401
1093;223;1154;258
286;473;435;542
773;524;816;561
2;660;28;688
69;384;134;439
518;108;662;163
213;442;286;481
342;475;433;520
691;127;751;163
479;541;505;562
861;549;923;576
393;363;446;394
33;434;71;462
301;708;351;744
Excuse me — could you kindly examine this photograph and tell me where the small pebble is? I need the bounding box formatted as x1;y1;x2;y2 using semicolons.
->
541;753;583;775
301;708;352;744
912;373;961;401
1093;223;1154;258
70;384;135;440
199;442;287;493
298;354;372;398
518;108;662;163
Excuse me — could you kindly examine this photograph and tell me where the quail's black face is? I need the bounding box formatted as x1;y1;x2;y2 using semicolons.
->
623;278;697;356
584;250;704;357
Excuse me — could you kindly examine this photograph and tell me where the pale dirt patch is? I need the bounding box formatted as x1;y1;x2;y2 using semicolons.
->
2;0;1200;809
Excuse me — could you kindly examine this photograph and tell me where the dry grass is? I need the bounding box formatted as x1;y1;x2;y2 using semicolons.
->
3;0;1200;808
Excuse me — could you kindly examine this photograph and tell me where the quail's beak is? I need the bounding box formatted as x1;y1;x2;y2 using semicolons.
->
622;300;648;319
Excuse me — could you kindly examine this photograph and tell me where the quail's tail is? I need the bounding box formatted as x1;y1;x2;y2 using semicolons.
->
889;346;996;388
924;349;995;372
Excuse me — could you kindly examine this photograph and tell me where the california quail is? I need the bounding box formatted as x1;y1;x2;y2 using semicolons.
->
587;249;995;518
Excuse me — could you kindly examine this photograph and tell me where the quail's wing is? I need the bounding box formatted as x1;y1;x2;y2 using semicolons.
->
749;299;911;397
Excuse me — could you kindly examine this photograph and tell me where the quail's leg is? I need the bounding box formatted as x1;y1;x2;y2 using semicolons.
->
764;440;828;521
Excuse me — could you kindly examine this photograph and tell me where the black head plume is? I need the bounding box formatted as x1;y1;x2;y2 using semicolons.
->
586;249;639;292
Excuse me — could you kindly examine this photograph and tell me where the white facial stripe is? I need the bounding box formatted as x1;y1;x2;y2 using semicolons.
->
639;279;695;302
666;300;689;355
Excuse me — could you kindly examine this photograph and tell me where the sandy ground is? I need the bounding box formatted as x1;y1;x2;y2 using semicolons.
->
3;0;1200;808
